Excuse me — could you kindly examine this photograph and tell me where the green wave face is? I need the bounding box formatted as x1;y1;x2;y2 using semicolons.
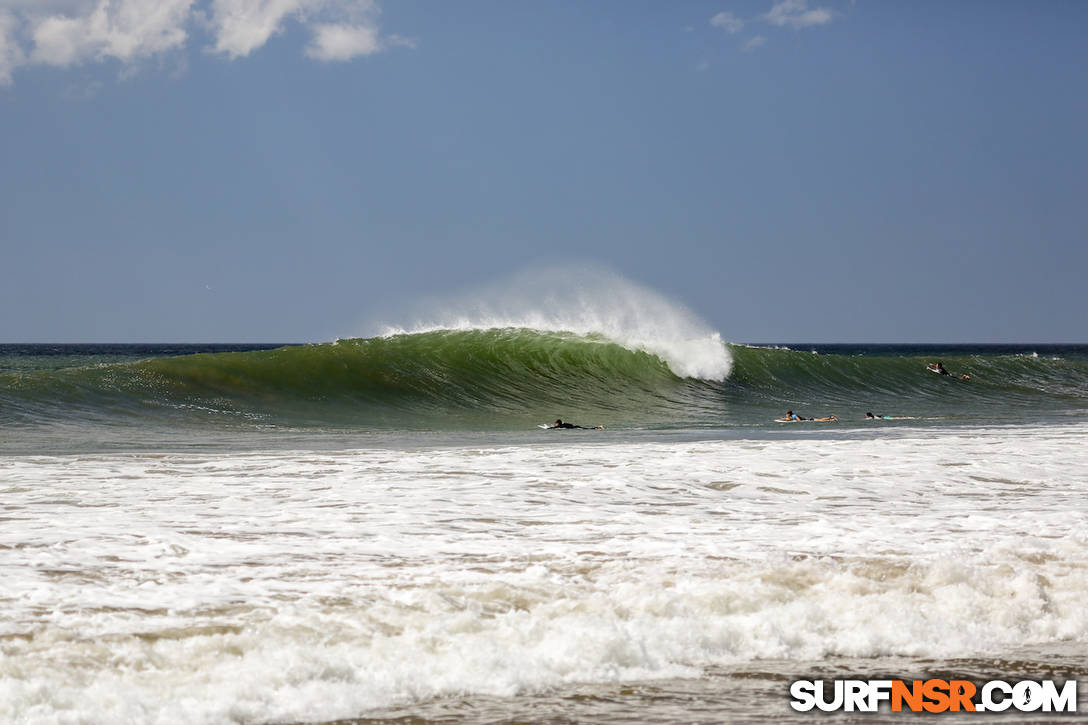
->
3;335;1087;430
725;345;1088;421
0;331;708;430
149;330;707;426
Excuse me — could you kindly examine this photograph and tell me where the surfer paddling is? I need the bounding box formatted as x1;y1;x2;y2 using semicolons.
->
548;419;604;430
927;361;971;380
777;410;837;422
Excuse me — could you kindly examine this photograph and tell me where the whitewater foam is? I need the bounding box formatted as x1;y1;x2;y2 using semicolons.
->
2;424;1086;723
374;267;733;381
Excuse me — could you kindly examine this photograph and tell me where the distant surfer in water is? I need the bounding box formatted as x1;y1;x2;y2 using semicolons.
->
928;361;951;376
549;419;604;430
926;359;970;378
777;411;837;422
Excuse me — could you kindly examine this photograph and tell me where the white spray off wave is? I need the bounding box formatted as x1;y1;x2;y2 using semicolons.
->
378;267;732;381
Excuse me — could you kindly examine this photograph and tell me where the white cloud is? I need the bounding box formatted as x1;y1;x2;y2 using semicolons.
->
304;21;378;61
743;35;767;52
0;11;25;84
708;1;830;57
0;0;409;86
764;0;832;29
29;0;193;67
205;0;318;59
709;11;743;34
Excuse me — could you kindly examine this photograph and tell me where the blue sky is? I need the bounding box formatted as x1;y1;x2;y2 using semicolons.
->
1;0;1086;343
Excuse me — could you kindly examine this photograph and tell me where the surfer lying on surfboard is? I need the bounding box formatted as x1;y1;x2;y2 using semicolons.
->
776;411;837;422
548;419;604;430
927;362;971;380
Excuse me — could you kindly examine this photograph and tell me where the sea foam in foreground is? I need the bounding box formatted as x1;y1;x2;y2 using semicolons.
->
2;424;1086;723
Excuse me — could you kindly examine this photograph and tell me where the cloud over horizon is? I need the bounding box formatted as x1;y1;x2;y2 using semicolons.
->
709;11;743;34
743;35;767;52
764;0;832;29
709;0;833;53
0;0;408;85
0;10;25;84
